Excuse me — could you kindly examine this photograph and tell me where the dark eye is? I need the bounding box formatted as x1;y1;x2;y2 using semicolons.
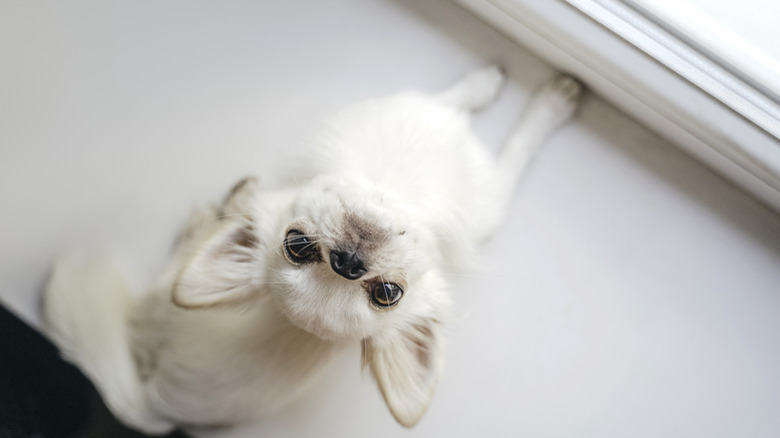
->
370;283;403;308
284;229;319;263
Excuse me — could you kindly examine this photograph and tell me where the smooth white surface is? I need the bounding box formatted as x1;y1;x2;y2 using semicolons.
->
1;1;779;437
682;0;780;60
632;0;780;97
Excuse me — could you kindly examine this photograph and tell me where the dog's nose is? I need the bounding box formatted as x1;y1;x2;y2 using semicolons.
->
330;250;367;280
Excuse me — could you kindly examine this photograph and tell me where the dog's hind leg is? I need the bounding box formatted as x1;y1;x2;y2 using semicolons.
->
494;75;584;211
43;254;175;434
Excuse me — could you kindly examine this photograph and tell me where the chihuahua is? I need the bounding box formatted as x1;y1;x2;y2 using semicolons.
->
44;66;582;434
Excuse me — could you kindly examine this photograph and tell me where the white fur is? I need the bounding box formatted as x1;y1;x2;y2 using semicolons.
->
43;68;583;433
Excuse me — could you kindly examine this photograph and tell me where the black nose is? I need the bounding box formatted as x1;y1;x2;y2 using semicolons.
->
330;250;367;280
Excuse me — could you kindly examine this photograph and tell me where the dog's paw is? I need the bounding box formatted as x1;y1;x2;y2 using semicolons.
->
465;65;506;106
541;74;583;114
440;65;506;111
529;74;585;128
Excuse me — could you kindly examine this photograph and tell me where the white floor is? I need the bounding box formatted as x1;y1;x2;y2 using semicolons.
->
2;1;780;437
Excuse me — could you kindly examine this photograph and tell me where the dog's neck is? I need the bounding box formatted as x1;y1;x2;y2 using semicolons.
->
135;285;352;423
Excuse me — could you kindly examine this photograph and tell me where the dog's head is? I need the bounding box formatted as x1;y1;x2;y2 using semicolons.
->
172;174;449;427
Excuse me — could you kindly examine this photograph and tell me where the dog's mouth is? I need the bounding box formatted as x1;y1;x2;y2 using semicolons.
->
274;282;373;342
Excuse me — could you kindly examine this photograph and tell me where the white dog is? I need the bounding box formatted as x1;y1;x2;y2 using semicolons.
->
44;67;582;434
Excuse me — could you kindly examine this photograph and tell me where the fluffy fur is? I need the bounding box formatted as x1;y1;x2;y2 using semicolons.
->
43;67;582;434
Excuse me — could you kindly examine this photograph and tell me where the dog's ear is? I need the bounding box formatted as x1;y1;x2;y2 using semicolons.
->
362;315;444;427
172;219;260;308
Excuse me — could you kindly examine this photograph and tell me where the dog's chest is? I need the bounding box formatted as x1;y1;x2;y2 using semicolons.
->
134;297;344;424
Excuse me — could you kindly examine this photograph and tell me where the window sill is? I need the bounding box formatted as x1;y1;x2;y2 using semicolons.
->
455;0;780;213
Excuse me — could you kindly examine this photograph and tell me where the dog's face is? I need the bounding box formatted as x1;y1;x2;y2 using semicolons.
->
272;175;440;341
171;175;448;427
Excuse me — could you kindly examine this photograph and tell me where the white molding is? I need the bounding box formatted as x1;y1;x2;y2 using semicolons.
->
455;0;780;213
570;0;780;139
628;0;780;99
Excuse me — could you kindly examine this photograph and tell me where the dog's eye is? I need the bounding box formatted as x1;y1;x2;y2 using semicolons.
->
370;283;403;309
284;229;319;263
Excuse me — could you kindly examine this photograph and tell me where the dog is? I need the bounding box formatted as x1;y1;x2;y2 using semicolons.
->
43;66;582;434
